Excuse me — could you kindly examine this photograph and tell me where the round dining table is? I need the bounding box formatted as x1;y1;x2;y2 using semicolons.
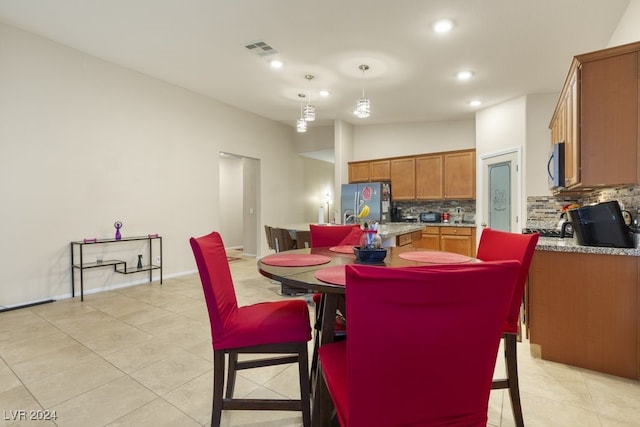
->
257;245;477;426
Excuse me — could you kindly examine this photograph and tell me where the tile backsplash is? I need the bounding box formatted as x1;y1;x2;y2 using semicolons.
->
527;185;640;229
393;200;477;221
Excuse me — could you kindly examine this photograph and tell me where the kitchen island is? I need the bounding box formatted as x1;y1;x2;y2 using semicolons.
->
377;222;425;247
527;237;640;379
276;222;427;248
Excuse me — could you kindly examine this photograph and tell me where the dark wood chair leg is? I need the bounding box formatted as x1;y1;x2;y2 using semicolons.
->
297;343;312;427
505;333;524;427
212;350;225;427
310;294;325;389
225;351;238;398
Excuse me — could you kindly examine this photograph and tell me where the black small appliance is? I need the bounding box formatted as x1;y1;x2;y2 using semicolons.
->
567;201;634;248
420;212;442;223
391;205;402;222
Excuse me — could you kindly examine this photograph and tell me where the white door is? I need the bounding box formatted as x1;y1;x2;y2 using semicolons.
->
480;149;521;232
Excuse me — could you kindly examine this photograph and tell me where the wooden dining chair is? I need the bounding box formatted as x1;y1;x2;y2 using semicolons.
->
190;231;312;427
318;261;520;426
270;227;297;252
264;225;275;250
295;230;311;249
309;224;362;248
476;228;540;427
308;224;361;387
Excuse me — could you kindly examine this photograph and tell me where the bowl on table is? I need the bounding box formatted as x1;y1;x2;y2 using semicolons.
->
353;247;387;263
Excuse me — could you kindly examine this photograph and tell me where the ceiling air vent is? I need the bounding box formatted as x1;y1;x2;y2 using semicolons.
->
244;40;279;57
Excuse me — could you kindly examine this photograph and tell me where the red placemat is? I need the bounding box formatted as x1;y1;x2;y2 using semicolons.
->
315;266;346;286
261;253;331;267
329;245;356;254
399;251;472;264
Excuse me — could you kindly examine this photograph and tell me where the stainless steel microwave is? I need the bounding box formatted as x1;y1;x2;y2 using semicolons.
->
547;142;565;190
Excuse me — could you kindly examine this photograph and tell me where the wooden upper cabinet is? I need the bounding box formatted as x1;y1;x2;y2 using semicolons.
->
443;150;475;199
550;66;579;188
369;160;390;181
565;70;579;187
348;162;370;183
415;155;443;199
390;157;415;200
579;50;638;187
349;149;475;200
551;42;640;190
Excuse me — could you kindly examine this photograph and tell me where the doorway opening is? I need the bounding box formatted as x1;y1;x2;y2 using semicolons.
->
479;148;521;232
219;152;260;257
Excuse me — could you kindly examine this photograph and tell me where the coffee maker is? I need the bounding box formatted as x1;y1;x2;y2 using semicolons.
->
391;204;402;222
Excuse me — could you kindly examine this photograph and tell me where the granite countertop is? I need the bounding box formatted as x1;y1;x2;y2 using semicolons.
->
536;236;640;256
378;223;425;237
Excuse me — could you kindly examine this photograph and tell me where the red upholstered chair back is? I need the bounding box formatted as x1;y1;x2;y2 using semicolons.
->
190;231;239;349
476;228;539;333
309;224;361;247
344;261;519;427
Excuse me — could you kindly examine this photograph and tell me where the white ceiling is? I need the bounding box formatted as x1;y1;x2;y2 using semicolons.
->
0;0;631;129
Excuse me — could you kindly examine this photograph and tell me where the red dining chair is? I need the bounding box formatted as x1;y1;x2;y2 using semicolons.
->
309;224;362;248
190;231;311;427
319;261;520;427
308;224;362;386
476;228;539;427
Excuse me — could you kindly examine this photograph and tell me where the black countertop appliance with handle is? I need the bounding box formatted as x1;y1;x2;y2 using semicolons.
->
419;211;442;223
567;200;634;248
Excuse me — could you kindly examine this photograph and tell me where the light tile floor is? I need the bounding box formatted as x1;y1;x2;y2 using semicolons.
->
1;252;640;426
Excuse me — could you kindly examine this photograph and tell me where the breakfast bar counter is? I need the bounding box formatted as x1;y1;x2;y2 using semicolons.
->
535;236;640;256
527;242;640;379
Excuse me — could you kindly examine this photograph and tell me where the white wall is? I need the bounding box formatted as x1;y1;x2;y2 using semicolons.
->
526;93;560;196
301;157;335;223
475;96;527;229
0;23;305;308
295;125;334;154
219;156;243;247
353;120;475;159
608;0;640;46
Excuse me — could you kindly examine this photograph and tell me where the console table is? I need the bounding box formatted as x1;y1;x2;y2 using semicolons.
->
70;235;163;301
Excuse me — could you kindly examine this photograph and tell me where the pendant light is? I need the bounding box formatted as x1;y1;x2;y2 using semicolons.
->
355;64;370;118
296;93;307;133
303;74;316;122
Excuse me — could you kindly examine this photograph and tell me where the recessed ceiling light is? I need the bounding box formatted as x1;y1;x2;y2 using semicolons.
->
319;90;330;97
456;70;473;80
270;59;283;69
433;19;454;33
469;100;482;107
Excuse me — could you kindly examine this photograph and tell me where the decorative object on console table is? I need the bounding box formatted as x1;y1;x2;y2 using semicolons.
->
137;254;143;269
114;221;123;240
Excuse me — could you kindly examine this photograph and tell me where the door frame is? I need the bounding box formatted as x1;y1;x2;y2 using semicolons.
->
478;146;522;233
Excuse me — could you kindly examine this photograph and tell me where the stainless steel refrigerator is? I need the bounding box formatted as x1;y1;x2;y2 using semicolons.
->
341;182;391;224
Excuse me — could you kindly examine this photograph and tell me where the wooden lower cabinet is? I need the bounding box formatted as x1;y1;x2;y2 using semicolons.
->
419;226;440;250
396;230;423;247
415;226;476;257
440;227;475;256
528;250;639;379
